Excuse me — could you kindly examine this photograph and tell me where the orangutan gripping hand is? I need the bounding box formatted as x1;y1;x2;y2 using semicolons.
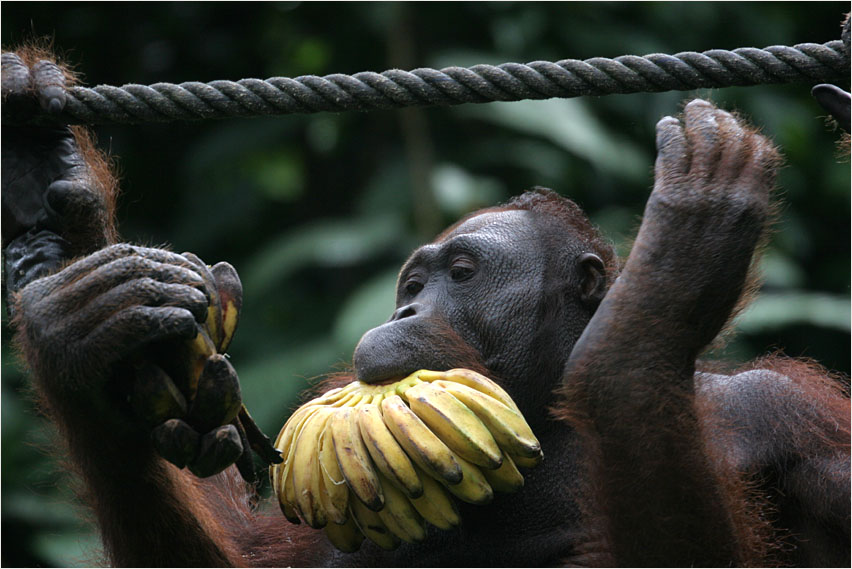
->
4;51;251;483
2;51;118;295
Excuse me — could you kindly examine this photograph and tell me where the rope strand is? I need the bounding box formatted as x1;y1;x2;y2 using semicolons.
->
29;39;851;126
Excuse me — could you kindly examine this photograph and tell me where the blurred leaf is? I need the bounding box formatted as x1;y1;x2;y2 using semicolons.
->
34;531;101;568
246;149;305;202
432;163;504;217
3;494;83;527
457;98;649;181
333;268;399;352
292;37;331;73
354;160;414;218
736;292;851;333
239;339;343;432
183;119;301;183
759;250;805;288
242;214;404;296
773;210;813;258
487;139;568;181
306;116;341;154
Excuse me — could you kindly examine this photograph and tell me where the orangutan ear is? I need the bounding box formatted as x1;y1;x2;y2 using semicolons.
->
577;252;607;306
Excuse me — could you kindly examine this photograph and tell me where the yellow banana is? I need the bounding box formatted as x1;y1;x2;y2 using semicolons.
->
323;515;364;553
381;395;463;486
175;254;223;401
209;261;242;353
482;452;524;493
331;407;384;511
272;405;324;522
375;471;427;543
183;254;224;348
409;465;460;530
272;401;329;468
442;455;493;505
270;407;301;492
180;256;240;353
509;450;543;469
270;414;301;523
349;497;400;551
321;381;363;405
180;327;218;400
291;408;336;528
274;399;362;524
277;500;301;524
433;380;540;459
272;405;312;459
317;479;344;526
318;419;349;524
417;368;519;412
281;388;364;446
357;403;423;498
271;369;543;546
130;360;188;426
405;381;502;470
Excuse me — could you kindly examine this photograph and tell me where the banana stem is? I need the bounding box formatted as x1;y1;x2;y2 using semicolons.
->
238;404;283;465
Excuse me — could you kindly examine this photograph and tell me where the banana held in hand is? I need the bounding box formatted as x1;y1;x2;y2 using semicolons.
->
134;256;282;483
270;368;541;553
186;260;283;471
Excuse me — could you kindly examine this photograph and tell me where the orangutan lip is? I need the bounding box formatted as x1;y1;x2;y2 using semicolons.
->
367;374;409;386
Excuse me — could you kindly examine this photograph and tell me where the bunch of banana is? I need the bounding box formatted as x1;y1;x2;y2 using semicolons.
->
270;368;542;552
131;254;281;482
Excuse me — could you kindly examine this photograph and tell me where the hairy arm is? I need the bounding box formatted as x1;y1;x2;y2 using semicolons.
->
699;363;851;567
2;50;280;567
560;100;779;566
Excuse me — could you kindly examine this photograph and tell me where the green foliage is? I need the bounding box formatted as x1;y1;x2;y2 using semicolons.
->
459;99;650;182
1;3;848;565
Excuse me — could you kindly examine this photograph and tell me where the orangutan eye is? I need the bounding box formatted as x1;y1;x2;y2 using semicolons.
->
449;257;476;281
404;279;424;296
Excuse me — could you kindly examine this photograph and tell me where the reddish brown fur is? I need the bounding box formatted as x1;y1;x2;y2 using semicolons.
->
548;102;816;566
737;354;851;451
187;468;329;567
693;389;783;567
12;39;79;85
708;107;784;352
70;125;120;248
553;368;776;566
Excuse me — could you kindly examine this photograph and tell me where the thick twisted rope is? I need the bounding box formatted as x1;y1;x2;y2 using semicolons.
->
39;39;852;126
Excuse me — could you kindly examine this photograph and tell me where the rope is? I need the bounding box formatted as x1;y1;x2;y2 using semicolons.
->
31;39;852;126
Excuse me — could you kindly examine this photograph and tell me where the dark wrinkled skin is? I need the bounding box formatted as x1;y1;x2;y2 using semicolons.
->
812;83;851;133
354;209;601;428
1;53;108;300
4;47;849;567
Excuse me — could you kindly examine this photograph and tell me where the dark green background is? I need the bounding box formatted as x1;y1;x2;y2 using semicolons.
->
2;2;849;566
